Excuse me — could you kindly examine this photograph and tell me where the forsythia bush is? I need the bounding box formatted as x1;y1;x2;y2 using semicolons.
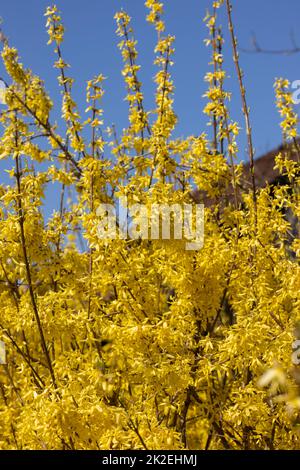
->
0;0;299;449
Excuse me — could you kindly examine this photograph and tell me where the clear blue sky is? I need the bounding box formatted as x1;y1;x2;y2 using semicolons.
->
1;0;300;162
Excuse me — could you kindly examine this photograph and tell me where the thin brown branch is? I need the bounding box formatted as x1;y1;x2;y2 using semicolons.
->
14;119;58;391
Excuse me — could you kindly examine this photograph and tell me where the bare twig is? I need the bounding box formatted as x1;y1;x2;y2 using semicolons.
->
241;32;300;56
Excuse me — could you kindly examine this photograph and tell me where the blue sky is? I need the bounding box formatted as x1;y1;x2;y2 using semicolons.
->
1;0;300;164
